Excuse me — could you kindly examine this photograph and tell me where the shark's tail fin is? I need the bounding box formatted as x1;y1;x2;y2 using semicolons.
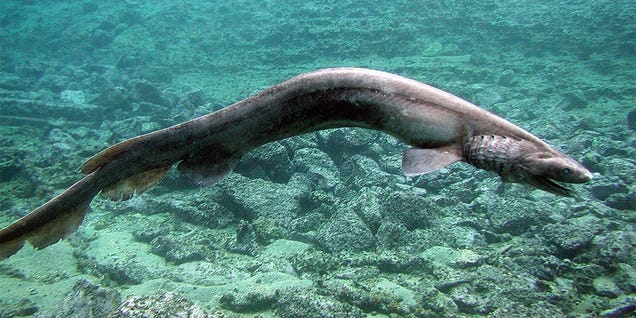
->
0;135;171;260
0;174;97;260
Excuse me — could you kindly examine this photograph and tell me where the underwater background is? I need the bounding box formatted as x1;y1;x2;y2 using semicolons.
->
0;0;634;317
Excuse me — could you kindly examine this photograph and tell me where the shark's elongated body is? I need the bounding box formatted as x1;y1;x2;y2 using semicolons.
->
0;68;592;259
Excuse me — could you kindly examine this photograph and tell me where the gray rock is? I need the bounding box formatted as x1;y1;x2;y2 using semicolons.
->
97;257;151;285
593;276;621;298
339;154;398;190
220;174;303;224
591;182;630;201
599;296;636;318
292;147;340;189
605;190;636;211
628;108;636;130
149;233;211;264
48;128;79;152
226;220;259;256
128;80;167;106
380;190;436;230
289;212;327;234
591;230;635;266
0;72;26;90
168;195;234;228
449;284;492;314
36;73;69;92
219;291;275;312
110;292;209;318
376;222;411;250
560;89;588;110
472;194;551;235
0;298;38;317
116;52;147;69
543;215;604;258
350;186;383;233
252;216;289;244
91;29;113;48
489;302;566;318
92;87;129;109
440;224;487;250
614;263;636;294
53;279;121;318
275;289;364;318
237;141;293;183
421;246;483;269
179;89;207;108
603;158;636;184
319;127;379;153
316;210;374;253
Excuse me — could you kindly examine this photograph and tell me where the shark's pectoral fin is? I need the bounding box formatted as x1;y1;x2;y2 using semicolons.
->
401;146;462;176
177;151;241;186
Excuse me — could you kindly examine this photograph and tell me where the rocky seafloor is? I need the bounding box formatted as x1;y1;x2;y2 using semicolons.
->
0;1;635;317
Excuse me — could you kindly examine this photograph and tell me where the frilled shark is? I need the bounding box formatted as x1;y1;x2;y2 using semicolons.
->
0;68;592;259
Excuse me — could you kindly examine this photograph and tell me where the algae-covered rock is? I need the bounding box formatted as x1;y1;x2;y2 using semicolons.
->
275;289;364;318
128;80;168;106
97;257;152;285
590;230;635;266
543;215;604;258
93;86;130;109
471;193;552;235
593;276;621;298
237;141;293;183
339;154;399;189
371;278;419;313
627;108;636;130
292;147;340;189
110;292;209;318
316;210;374;253
220;174;304;224
219;291;276;312
219;271;312;313
376;222;412;250
150;234;210;264
167;195;235;229
420;246;483;269
380;190;438;230
599;296;636;318
52;279;121;318
614;263;636;294
226;220;259;256
0;298;38;317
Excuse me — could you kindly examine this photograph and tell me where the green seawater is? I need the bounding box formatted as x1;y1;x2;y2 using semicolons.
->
0;1;634;317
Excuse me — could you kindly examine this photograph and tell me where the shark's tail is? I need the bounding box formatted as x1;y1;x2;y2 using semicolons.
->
0;173;97;259
0;136;171;260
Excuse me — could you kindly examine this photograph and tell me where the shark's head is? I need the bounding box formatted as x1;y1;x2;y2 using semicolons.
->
513;150;593;196
463;135;593;197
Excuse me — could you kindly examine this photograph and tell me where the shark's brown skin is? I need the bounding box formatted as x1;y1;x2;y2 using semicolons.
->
0;68;592;259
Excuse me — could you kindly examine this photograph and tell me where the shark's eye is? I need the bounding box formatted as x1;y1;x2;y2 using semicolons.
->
561;168;571;176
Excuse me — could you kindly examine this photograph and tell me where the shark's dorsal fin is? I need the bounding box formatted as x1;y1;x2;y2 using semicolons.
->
401;146;462;176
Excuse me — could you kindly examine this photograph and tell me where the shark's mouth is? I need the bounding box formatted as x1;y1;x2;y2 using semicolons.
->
528;175;574;197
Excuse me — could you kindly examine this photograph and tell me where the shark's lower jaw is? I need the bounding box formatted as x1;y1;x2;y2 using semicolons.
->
527;175;574;197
